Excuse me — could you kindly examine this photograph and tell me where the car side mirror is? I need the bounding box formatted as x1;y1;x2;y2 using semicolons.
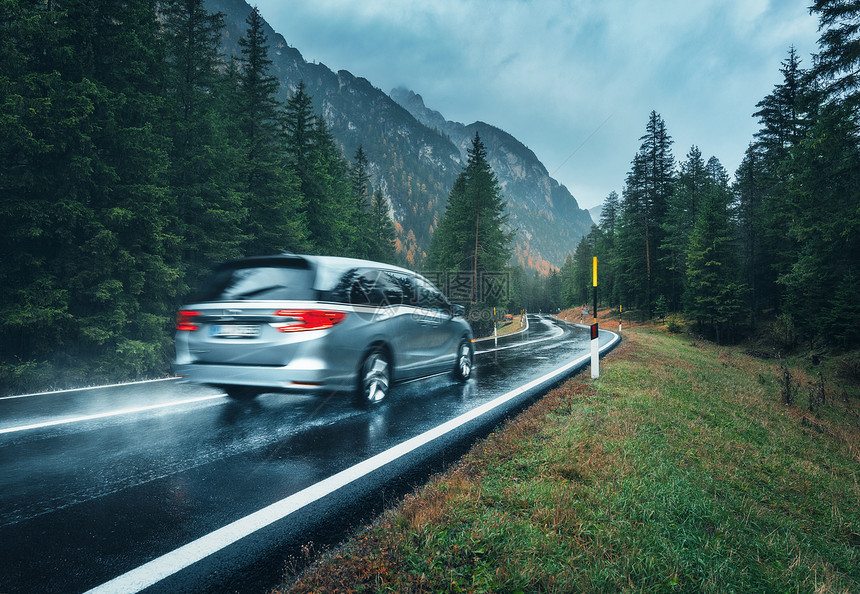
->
450;304;465;318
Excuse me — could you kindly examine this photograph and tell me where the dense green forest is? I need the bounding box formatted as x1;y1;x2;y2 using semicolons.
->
2;1;858;394
557;2;860;349
0;0;396;393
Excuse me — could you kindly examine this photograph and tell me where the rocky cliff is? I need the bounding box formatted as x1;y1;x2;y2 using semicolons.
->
207;0;594;270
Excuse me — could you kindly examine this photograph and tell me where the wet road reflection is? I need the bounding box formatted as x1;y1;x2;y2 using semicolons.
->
0;315;614;593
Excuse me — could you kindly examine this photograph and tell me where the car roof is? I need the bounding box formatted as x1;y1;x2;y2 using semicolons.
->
301;254;414;276
218;253;424;289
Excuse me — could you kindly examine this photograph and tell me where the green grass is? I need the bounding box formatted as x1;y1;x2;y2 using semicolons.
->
477;316;526;340
278;328;860;593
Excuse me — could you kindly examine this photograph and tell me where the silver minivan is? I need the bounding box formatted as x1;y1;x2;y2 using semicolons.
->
173;254;474;405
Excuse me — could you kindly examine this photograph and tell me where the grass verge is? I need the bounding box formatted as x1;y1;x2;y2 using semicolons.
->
276;327;860;593
493;316;526;338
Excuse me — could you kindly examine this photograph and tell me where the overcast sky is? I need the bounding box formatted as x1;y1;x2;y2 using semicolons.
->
252;1;821;211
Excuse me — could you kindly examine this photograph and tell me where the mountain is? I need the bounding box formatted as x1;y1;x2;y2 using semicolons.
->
206;0;593;271
588;205;603;224
390;88;595;272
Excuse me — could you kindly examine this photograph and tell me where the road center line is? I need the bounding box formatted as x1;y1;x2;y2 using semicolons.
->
85;329;619;594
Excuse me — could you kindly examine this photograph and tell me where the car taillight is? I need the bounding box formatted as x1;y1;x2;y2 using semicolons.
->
175;310;201;331
274;310;347;332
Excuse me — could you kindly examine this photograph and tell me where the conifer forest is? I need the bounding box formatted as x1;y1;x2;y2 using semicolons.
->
1;0;859;393
559;3;859;349
1;2;397;391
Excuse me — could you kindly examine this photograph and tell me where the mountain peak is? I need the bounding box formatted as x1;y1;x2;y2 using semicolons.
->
208;0;593;271
391;91;592;270
390;87;456;133
391;86;423;108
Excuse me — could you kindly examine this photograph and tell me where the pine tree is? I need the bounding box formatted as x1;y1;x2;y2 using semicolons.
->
810;0;860;109
237;7;279;146
305;118;356;254
426;133;512;303
772;2;860;347
545;269;563;312
598;191;620;236
281;81;358;255
572;232;596;306
349;145;373;258
733;144;766;328
427;175;470;271
616;153;648;310
661;146;707;312
0;1;184;382
351;145;371;209
684;158;742;343
640;111;675;313
0;0;84;381
77;0;181;376
779;101;860;345
162;0;245;286
463;132;512;276
596;191;620;306
368;188;397;263
752;48;814;315
617;112;674;317
560;253;576;308
283;80;316;176
754;47;808;156
235;7;305;255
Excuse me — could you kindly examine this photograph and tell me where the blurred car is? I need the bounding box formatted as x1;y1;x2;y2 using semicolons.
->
173;253;474;405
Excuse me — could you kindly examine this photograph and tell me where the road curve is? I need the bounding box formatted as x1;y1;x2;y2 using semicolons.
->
0;315;619;593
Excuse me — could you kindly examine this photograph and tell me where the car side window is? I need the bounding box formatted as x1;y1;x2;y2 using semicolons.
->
377;272;407;306
350;270;380;305
326;268;361;304
345;269;410;307
413;277;448;312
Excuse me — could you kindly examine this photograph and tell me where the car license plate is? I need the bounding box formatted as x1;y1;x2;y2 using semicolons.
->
210;324;261;338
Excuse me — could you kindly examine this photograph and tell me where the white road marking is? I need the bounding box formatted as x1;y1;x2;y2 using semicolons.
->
0;377;179;400
0;394;226;435
473;312;530;342
0;316;559;432
475;323;565;354
84;328;620;594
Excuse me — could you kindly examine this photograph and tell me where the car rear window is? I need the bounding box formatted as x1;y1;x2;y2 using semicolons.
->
191;259;317;302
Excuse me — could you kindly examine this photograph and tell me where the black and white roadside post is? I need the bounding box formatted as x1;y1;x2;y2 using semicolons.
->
591;257;599;379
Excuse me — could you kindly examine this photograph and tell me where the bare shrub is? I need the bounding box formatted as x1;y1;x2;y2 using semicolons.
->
808;372;826;414
779;356;797;406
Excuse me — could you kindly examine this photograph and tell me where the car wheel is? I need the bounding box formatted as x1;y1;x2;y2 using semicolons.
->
223;386;261;400
453;339;473;382
357;347;390;405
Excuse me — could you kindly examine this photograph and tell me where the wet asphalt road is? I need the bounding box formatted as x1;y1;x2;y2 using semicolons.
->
0;316;619;593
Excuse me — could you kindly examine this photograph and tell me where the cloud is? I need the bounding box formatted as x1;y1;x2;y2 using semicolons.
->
253;0;821;209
